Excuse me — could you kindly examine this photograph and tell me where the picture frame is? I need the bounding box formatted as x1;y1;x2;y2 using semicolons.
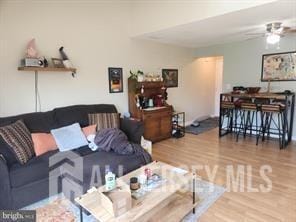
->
162;69;178;87
51;58;64;68
261;51;296;81
108;67;123;93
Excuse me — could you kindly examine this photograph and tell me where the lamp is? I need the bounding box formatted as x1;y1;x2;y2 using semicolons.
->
266;33;280;44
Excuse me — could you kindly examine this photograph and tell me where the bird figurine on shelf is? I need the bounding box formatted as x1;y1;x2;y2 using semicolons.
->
59;46;74;68
59;46;75;77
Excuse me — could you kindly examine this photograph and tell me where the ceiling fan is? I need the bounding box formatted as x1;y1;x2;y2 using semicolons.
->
247;22;296;45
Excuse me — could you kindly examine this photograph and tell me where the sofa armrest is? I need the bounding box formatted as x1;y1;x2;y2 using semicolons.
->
120;118;144;144
0;155;13;209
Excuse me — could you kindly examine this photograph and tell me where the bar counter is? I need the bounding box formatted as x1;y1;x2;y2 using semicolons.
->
219;92;295;148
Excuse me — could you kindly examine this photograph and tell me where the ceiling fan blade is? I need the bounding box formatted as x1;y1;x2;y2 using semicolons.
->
283;26;291;31
245;36;260;41
245;33;265;36
284;29;296;33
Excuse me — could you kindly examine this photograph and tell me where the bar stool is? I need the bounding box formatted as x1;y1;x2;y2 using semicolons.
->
220;101;235;133
256;104;286;149
236;102;258;141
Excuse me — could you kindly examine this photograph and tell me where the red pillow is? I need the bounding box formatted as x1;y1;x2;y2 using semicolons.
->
82;124;97;137
31;133;57;156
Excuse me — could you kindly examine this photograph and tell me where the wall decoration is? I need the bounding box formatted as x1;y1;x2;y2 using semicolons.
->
26;38;39;58
108;67;123;93
261;51;296;81
162;69;178;87
59;46;74;68
51;58;64;68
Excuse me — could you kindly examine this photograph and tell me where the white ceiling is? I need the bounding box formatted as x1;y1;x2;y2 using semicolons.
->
135;0;296;48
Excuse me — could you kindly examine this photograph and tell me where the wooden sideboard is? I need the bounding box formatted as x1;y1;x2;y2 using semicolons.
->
128;79;172;142
142;107;172;142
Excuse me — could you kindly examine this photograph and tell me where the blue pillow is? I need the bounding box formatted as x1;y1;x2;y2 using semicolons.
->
51;123;88;152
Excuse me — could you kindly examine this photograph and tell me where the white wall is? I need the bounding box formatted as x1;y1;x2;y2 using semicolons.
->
194;36;296;137
0;0;216;124
182;57;218;122
130;0;276;36
0;1;189;116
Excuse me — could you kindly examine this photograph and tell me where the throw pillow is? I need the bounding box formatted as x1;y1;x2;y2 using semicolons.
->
82;124;97;137
31;133;58;156
0;120;35;165
88;113;120;131
0;138;18;166
51;123;88;152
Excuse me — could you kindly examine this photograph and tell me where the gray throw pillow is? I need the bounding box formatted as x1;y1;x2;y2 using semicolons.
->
51;123;88;152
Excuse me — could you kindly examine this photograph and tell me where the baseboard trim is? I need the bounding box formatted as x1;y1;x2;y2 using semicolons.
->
185;120;193;127
185;115;214;127
292;136;296;141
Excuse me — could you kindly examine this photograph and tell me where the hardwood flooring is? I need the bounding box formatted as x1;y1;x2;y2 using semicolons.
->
152;128;296;222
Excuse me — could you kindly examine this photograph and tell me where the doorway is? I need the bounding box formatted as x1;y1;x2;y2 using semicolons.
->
214;57;223;116
195;56;223;117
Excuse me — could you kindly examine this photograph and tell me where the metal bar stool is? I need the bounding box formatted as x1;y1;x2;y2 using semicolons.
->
220;101;235;133
236;102;258;141
256;104;286;149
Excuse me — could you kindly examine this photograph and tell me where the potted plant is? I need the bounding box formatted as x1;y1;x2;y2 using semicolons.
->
129;70;144;82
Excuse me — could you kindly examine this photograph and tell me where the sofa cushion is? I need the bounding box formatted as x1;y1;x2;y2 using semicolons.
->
0;110;56;133
54;104;118;128
31;133;58;156
82;125;97;137
72;146;95;156
9;150;58;188
88;113;120;130
120;118;144;144
0;120;35;165
51;123;88;152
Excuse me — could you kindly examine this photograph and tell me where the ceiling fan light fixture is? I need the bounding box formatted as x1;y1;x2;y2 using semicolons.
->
266;33;280;44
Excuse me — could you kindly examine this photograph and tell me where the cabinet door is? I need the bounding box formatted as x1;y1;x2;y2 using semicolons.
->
160;115;172;138
144;117;160;141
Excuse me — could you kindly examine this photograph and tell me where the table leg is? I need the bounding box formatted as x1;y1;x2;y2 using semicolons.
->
288;94;295;142
193;174;196;214
219;94;222;137
80;206;83;222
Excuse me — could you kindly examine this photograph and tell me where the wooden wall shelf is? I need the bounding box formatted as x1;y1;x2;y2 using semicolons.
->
18;66;76;72
17;66;77;112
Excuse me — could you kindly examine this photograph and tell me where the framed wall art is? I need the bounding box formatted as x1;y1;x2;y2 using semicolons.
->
51;58;64;68
108;67;123;93
162;69;178;87
261;51;296;81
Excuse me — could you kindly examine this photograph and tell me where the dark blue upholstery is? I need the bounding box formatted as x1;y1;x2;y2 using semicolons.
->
54;104;118;128
9;150;58;188
0;156;13;209
0;110;57;133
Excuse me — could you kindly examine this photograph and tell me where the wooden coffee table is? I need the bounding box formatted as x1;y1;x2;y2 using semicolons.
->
75;161;199;222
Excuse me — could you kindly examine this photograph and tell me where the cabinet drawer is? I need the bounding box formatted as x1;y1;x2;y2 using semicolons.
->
143;111;172;120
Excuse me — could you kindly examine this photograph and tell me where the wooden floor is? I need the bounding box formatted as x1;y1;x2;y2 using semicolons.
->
152;128;296;222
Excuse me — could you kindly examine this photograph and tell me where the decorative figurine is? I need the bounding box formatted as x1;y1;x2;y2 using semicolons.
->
59;46;73;68
26;38;39;58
